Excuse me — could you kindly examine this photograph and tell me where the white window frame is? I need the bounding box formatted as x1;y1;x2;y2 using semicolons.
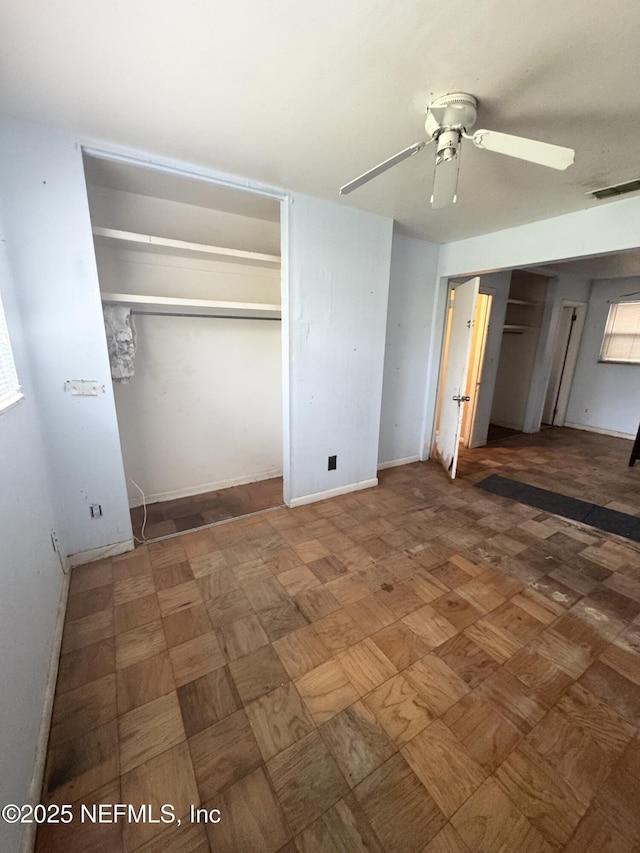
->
599;301;640;365
0;292;23;414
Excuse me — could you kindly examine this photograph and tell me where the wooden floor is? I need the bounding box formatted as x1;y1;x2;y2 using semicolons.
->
486;422;524;443
130;477;284;542
459;426;640;516
37;428;640;852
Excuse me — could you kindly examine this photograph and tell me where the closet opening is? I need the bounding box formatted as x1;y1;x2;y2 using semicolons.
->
83;154;285;542
486;269;550;441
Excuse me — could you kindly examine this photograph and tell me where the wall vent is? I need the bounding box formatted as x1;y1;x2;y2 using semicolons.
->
588;178;640;200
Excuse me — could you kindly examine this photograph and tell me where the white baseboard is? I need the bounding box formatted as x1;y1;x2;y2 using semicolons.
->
23;571;70;853
127;469;283;508
564;422;634;440
377;455;420;471
289;478;378;508
67;538;134;569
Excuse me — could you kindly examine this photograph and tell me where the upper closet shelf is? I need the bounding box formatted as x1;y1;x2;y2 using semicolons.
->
92;227;281;267
101;292;281;319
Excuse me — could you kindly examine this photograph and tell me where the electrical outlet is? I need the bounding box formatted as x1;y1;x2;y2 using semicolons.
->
328;455;337;471
90;504;102;519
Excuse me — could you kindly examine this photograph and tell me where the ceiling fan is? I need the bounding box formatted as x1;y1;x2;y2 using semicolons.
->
339;93;575;208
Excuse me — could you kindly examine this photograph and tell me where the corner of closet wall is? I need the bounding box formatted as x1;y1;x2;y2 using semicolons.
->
378;232;440;469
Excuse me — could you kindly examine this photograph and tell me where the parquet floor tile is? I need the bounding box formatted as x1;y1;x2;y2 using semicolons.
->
294;791;384;853
353;753;446;853
37;428;640;851
266;731;349;835
296;659;360;724
205;766;290;853
177;667;242;737
320;700;397;787
402;719;486;817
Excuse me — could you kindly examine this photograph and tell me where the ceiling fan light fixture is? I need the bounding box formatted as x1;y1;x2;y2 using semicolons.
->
435;129;460;164
438;148;456;164
431;137;461;209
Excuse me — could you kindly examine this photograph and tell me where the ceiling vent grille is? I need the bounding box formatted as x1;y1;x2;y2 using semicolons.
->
588;179;640;200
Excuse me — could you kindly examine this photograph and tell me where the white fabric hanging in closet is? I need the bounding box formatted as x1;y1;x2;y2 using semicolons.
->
103;303;136;382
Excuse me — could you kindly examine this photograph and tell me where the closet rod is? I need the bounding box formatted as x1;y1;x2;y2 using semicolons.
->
131;310;281;321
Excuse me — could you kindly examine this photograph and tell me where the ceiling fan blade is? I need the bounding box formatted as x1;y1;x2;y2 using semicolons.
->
471;129;574;170
339;141;427;195
430;148;461;209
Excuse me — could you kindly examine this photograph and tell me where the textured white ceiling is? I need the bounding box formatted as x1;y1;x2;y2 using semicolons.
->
2;0;640;242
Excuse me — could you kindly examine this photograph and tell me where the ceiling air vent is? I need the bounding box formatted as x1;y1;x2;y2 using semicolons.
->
588;179;640;200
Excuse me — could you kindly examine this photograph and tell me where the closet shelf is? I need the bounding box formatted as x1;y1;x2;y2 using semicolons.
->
101;292;281;319
92;227;281;267
503;324;529;332
507;298;536;306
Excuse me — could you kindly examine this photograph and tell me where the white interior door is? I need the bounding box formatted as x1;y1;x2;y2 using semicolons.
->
434;277;480;478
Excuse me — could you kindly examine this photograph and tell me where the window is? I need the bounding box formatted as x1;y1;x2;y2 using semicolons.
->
0;292;22;412
599;301;640;364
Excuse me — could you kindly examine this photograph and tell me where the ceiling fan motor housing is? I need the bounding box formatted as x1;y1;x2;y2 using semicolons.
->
425;92;478;139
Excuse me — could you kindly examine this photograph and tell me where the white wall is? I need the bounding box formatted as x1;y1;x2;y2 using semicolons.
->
565;276;640;437
95;245;281;304
492;327;542;430
438;195;640;278
0;117;132;561
0;117;397;547
285;194;393;504
0;225;65;853
87;183;281;255
551;273;592;306
113;314;282;504
378;233;439;466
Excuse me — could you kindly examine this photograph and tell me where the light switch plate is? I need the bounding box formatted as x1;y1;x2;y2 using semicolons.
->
64;380;105;396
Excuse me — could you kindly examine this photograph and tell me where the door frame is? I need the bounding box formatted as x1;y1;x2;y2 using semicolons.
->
543;300;587;427
461;291;493;448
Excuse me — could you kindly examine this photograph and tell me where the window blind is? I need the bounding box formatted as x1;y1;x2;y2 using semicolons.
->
600;301;640;364
0;294;21;411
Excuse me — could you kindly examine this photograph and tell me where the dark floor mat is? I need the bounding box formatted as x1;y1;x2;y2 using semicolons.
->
476;474;640;543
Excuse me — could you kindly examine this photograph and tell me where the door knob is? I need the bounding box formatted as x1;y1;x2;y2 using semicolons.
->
452;395;471;402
